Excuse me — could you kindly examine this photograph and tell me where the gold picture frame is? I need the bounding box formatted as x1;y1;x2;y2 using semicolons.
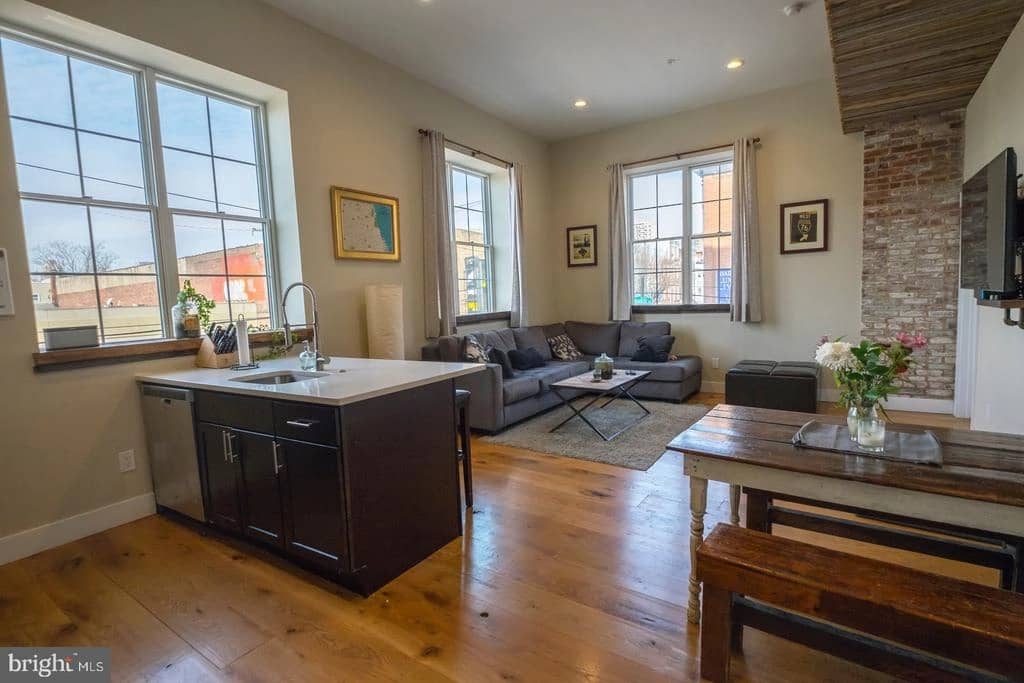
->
330;186;401;261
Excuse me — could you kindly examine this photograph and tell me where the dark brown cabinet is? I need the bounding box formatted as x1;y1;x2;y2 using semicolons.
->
278;439;347;570
197;423;243;533
235;430;285;549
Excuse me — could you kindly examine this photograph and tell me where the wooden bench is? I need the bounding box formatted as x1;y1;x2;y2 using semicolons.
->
695;524;1024;682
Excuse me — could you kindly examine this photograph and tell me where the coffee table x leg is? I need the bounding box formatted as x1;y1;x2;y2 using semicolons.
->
549;379;651;441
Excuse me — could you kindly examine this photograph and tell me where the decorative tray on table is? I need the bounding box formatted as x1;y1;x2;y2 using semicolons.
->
792;421;943;466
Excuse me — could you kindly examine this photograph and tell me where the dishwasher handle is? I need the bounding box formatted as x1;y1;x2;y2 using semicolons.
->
141;384;194;402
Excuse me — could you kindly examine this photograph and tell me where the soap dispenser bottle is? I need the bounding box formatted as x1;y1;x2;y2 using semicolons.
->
299;341;316;371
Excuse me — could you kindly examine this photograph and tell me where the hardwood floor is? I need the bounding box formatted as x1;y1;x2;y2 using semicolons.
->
0;396;984;682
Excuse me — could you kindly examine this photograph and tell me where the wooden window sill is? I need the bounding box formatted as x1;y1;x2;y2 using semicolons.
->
32;328;312;372
456;311;512;326
632;304;731;314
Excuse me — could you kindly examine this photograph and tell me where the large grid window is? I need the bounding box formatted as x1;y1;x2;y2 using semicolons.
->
0;32;275;344
448;165;493;315
628;155;733;307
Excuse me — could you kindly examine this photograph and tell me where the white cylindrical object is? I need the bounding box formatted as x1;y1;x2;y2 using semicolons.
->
365;284;404;359
236;314;251;366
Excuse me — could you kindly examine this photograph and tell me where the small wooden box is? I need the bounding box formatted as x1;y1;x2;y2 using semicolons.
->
195;335;238;369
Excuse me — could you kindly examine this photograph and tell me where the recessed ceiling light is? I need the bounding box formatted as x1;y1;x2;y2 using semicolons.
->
573;99;589;109
726;59;744;70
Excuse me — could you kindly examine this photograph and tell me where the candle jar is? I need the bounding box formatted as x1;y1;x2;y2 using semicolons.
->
856;408;886;453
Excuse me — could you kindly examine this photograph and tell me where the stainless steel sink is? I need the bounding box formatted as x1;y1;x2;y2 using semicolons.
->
231;371;330;385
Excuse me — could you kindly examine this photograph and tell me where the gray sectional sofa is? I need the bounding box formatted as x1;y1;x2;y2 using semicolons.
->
421;321;702;432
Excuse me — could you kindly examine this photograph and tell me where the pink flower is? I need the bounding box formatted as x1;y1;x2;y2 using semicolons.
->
894;331;912;346
819;335;830;345
910;334;927;349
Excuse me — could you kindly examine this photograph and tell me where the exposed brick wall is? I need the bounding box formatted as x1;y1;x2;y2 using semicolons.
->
861;109;964;399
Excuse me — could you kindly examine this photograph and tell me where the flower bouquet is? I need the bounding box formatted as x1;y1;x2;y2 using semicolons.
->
814;332;926;451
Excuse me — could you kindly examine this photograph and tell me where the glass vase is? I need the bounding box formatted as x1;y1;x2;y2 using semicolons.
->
856;406;886;453
846;406;860;440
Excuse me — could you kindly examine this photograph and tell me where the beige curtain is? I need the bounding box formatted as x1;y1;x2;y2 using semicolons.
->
608;163;632;321
509;163;527;327
422;130;456;337
730;138;762;323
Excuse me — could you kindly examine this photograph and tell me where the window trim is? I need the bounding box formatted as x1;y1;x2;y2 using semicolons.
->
0;25;281;347
447;162;495;316
625;150;734;311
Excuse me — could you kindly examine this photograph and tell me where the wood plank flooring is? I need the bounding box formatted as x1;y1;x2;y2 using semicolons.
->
0;396;983;682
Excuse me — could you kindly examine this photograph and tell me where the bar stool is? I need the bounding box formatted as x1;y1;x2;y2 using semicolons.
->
454;389;473;508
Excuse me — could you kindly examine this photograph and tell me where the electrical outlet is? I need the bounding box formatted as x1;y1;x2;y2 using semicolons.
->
712;357;720;369
118;449;136;473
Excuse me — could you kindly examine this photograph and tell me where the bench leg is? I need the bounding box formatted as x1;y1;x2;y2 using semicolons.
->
729;485;740;526
459;404;473;508
700;585;733;683
745;489;772;534
688;476;708;624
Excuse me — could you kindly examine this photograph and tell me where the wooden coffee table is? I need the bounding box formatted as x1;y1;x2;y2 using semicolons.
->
549;370;651;441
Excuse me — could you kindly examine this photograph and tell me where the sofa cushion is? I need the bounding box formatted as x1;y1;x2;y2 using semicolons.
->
509;347;545;370
615;355;702;383
502;376;541;404
461;334;489;363
618;321;671;357
517;361;589;390
548;333;583;361
474;328;517;354
488;347;515;379
542;322;567;340
565;321;621;356
772;362;819;378
513;325;553;360
729;360;776;375
630;335;676;362
436;336;461;362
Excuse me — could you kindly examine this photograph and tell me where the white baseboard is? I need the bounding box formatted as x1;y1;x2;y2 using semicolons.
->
700;380;724;394
0;492;155;566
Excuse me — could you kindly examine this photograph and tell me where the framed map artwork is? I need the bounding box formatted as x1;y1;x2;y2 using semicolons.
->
331;187;401;261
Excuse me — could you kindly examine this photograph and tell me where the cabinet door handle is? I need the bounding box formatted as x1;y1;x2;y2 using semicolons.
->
285;418;318;428
221;430;229;463
272;441;283;474
226;432;237;463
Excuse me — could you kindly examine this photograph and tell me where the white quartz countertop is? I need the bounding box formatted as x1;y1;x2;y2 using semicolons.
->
135;357;484;406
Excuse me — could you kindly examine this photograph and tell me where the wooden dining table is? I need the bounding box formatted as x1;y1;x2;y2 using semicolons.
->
667;403;1024;624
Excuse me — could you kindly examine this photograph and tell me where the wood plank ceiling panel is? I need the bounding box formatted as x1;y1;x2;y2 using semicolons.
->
825;0;1024;133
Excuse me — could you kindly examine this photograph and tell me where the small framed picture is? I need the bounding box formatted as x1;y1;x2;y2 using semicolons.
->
779;199;828;254
566;225;597;267
331;186;400;261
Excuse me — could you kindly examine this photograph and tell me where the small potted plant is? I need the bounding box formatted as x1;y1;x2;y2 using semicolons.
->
173;280;215;339
814;332;926;452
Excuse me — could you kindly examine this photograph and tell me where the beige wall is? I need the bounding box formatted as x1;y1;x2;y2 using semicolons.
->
0;0;553;538
963;15;1024;434
548;80;864;389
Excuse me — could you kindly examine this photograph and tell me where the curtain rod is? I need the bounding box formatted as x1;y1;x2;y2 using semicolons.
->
418;129;512;168
619;137;761;170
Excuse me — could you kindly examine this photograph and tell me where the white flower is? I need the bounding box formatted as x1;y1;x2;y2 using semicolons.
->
815;341;856;372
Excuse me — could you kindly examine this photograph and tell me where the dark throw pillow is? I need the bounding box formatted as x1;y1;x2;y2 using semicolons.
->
461;334;489;364
631;335;675;363
488;347;516;379
547;333;583;361
508;347;545;370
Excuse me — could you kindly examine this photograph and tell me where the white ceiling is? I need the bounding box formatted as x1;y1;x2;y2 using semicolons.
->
263;0;833;141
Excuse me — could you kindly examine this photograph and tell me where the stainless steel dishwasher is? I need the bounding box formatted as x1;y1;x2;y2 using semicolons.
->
141;384;205;522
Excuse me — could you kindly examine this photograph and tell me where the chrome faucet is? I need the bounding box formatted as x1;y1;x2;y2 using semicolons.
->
281;282;329;370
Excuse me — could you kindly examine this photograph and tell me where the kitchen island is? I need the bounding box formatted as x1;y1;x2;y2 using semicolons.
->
137;357;483;596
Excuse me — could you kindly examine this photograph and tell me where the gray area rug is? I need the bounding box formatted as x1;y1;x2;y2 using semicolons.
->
482;400;710;470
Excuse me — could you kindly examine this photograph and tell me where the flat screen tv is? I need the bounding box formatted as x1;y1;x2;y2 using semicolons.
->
960;147;1021;298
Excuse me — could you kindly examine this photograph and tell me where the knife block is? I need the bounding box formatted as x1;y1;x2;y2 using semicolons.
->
195;335;238;368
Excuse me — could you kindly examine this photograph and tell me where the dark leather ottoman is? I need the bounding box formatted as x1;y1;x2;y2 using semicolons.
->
725;360;819;413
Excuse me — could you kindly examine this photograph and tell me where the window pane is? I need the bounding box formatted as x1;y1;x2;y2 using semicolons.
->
692;200;720;235
632;208;656;240
633;241;656;272
719;234;733;268
718;269;732;302
657;204;683;238
691;165;721;203
467;210;485;240
96;275;162;341
466;174;484;211
178;276;230;323
1;38;73;126
451;169;467;207
157;82;210;154
164;148;216;211
224;220;267;275
720;199;732;232
209;98;255;163
657;271;682;304
632;174;656;209
691;270;710;304
174;215;225;273
719;162;734;199
657;170;683;205
10;119;81;196
228;276;271;321
89;207;156;272
659;239;682;270
214;158;261;216
22;201;91;273
79;132;146;204
33;274;100;343
453;207;469;235
633;273;655;305
70;58;140;140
